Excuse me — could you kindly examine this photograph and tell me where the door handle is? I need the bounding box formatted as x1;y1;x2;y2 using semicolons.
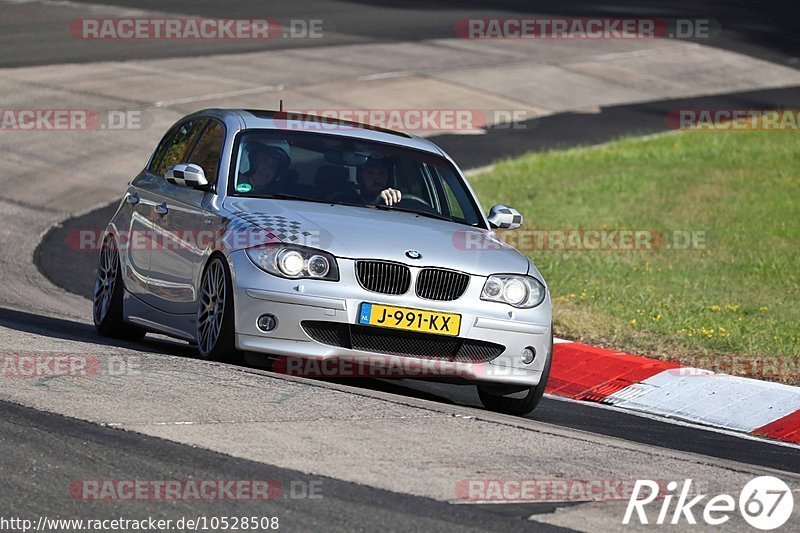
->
154;202;169;215
126;192;139;205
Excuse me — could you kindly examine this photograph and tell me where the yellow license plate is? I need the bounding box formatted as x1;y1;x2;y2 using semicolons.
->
358;303;461;336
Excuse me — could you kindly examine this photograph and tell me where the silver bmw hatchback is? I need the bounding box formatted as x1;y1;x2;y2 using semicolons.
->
93;109;553;415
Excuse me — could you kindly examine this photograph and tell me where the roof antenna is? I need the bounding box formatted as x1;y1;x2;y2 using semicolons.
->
279;99;283;112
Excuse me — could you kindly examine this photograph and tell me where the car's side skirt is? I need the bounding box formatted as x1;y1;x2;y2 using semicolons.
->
123;290;196;343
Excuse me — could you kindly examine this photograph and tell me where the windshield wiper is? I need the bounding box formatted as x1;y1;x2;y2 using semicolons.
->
372;204;455;223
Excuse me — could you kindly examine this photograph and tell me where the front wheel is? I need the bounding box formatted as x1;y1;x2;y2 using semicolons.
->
93;236;145;341
196;256;241;363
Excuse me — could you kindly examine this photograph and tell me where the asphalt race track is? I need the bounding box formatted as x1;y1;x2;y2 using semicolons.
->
2;0;798;67
2;1;799;531
2;399;572;531
4;304;800;475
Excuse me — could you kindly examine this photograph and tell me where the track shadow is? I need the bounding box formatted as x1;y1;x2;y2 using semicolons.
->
433;85;800;169
0;303;463;409
0;306;195;357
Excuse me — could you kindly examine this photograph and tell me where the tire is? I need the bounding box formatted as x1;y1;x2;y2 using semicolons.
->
93;235;146;341
477;334;553;416
196;255;241;363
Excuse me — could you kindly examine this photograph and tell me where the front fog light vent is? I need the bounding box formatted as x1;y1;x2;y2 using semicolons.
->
257;314;278;332
521;347;536;364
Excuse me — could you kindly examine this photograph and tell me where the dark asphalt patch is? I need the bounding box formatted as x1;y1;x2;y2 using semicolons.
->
0;398;571;531
2;0;798;68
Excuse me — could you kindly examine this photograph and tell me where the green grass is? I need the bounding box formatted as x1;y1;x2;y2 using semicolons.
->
470;130;799;382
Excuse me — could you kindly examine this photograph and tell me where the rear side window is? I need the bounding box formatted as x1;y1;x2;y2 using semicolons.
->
148;125;178;174
187;120;225;184
149;119;207;176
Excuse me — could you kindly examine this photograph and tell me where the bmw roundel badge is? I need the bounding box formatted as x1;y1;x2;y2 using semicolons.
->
405;250;422;260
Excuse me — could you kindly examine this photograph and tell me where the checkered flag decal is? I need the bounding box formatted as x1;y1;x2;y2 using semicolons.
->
165;163;207;187
491;205;523;229
226;210;314;245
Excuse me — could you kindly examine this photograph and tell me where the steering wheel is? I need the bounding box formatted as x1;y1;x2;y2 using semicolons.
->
396;194;430;209
328;190;359;203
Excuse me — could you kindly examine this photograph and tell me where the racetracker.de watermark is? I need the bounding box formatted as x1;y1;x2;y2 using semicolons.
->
667;109;800;130
0;109;147;131
453;229;707;252
69;479;322;501
0;354;140;378
68;18;323;39
455;18;718;40
455;478;669;503
272;355;536;379
68;228;323;252
272;109;531;132
666;355;798;382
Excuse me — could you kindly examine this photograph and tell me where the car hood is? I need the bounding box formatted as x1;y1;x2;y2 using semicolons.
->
223;198;530;276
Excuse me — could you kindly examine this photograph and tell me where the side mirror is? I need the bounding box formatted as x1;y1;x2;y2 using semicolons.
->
165;163;209;188
487;204;523;230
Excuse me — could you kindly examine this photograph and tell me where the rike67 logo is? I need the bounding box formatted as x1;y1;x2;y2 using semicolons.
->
624;476;794;529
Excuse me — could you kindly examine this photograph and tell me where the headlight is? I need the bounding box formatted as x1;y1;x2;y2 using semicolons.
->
246;244;339;281
277;249;305;277
481;274;546;308
307;255;331;277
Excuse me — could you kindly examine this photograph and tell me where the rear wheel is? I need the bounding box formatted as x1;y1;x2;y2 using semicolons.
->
477;337;552;416
196;256;241;363
93;235;145;341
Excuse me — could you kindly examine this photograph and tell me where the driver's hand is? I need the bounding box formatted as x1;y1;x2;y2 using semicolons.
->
379;188;402;206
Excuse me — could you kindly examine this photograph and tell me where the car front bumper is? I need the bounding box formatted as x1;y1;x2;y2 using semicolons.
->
229;251;553;386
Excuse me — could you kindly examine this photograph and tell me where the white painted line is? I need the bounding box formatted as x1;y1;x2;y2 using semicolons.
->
357;71;411;81
154;85;284;108
591;47;685;62
544;393;800;450
605;370;800;432
2;0;187;18
464;164;494;177
603;381;657;405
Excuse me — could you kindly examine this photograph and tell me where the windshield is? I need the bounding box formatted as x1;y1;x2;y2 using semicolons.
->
228;130;484;227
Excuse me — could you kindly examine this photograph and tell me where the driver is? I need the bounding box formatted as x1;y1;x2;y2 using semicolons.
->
238;140;291;194
357;157;402;206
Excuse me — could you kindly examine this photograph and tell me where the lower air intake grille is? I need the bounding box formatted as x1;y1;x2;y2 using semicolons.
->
301;321;504;363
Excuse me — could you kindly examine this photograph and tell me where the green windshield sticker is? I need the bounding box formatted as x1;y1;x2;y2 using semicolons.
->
236;183;252;193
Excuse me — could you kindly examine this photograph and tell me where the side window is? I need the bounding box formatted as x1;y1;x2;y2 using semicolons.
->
147;125;178;175
441;179;465;219
434;166;478;224
187;121;225;184
150;119;207;176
